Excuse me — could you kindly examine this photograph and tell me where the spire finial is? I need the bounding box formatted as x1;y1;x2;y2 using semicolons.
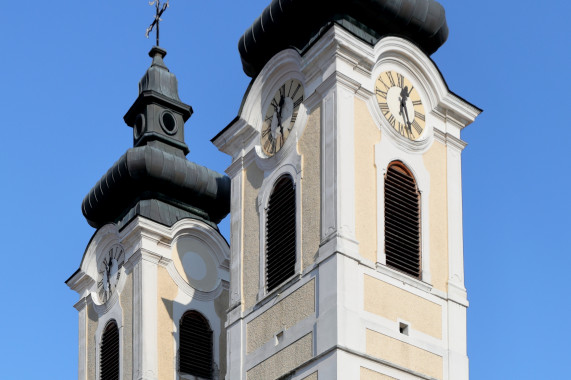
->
145;0;169;47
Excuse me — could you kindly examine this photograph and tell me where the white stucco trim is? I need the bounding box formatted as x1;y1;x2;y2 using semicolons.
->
375;142;432;285
172;287;227;380
93;296;124;380
256;157;303;301
74;298;88;380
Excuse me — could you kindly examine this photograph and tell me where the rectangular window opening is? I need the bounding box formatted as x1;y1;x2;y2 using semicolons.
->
399;322;409;336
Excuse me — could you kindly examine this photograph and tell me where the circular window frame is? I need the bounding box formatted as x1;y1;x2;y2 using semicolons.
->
133;113;146;140
159;110;178;135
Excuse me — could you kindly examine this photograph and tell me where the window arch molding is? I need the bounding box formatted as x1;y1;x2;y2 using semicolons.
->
178;310;214;380
173;302;223;380
375;144;431;287
95;315;122;380
257;161;302;300
93;296;124;380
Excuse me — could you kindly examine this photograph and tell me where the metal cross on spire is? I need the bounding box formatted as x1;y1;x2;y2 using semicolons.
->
145;0;169;46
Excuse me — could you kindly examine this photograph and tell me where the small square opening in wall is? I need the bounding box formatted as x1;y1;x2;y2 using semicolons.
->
399;322;409;336
275;331;284;346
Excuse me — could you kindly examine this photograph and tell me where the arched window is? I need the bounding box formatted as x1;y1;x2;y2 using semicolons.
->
100;320;119;380
179;311;213;379
266;175;296;292
384;162;421;278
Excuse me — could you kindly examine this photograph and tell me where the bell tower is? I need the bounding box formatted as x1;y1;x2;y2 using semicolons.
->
213;1;481;379
67;43;231;379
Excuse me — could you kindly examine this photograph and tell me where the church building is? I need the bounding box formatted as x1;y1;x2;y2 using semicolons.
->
67;1;481;379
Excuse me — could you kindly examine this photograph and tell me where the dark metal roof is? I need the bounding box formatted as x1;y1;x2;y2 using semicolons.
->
82;145;230;229
239;0;449;77
82;47;231;230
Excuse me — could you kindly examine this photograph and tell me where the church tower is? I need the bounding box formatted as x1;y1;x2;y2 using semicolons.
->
67;45;231;379
213;1;481;379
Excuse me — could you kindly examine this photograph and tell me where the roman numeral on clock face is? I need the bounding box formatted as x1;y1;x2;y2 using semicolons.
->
376;88;387;98
397;73;405;88
387;115;396;127
377;77;390;91
293;95;304;108
290;83;301;98
414;111;425;121
379;102;389;113
387;71;396;87
412;120;423;135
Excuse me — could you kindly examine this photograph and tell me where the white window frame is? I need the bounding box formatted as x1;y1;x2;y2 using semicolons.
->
256;159;303;302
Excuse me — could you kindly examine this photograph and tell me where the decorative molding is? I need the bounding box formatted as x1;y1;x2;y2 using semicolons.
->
375;139;432;285
256;157;303;301
374;264;433;293
93;295;124;380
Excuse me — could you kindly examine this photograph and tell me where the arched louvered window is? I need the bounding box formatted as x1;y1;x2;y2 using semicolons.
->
384;162;421;278
266;175;296;292
100;320;119;380
179;311;213;379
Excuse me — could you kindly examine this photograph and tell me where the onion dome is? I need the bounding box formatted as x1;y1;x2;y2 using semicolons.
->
82;47;230;230
239;0;449;78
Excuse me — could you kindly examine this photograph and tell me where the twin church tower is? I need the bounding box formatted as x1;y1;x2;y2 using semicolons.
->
67;1;481;379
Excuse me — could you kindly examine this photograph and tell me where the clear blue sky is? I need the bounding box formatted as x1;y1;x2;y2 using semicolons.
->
0;1;569;378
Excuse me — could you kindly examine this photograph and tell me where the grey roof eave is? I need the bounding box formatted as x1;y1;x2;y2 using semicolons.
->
238;0;449;78
82;145;230;229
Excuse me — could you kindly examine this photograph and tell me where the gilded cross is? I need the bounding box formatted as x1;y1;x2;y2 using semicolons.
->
146;0;169;46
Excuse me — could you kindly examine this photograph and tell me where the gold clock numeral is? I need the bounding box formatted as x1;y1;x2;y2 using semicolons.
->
412;120;423;135
387;115;396;127
378;102;389;113
387;71;396;87
376;88;387;98
293;95;304;108
397;73;405;88
290;83;301;98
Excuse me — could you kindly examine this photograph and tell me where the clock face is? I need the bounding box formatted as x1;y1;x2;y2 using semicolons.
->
97;244;125;304
261;79;304;156
375;71;426;141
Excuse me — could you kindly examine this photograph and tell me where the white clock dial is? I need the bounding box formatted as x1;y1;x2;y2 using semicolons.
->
376;70;426;141
97;244;125;304
261;79;304;156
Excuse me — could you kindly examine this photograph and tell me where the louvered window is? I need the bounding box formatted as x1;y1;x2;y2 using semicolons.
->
384;162;421;278
266;175;296;292
179;311;213;379
100;320;119;380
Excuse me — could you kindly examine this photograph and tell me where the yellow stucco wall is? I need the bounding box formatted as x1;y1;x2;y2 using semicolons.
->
423;140;449;292
120;272;133;380
157;266;178;380
360;367;397;380
243;164;264;310
247;279;315;353
364;275;442;339
366;329;442;380
246;333;313;380
298;106;322;270
354;98;382;263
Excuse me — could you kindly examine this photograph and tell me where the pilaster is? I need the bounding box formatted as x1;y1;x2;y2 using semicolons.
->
130;249;160;380
74;298;88;380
